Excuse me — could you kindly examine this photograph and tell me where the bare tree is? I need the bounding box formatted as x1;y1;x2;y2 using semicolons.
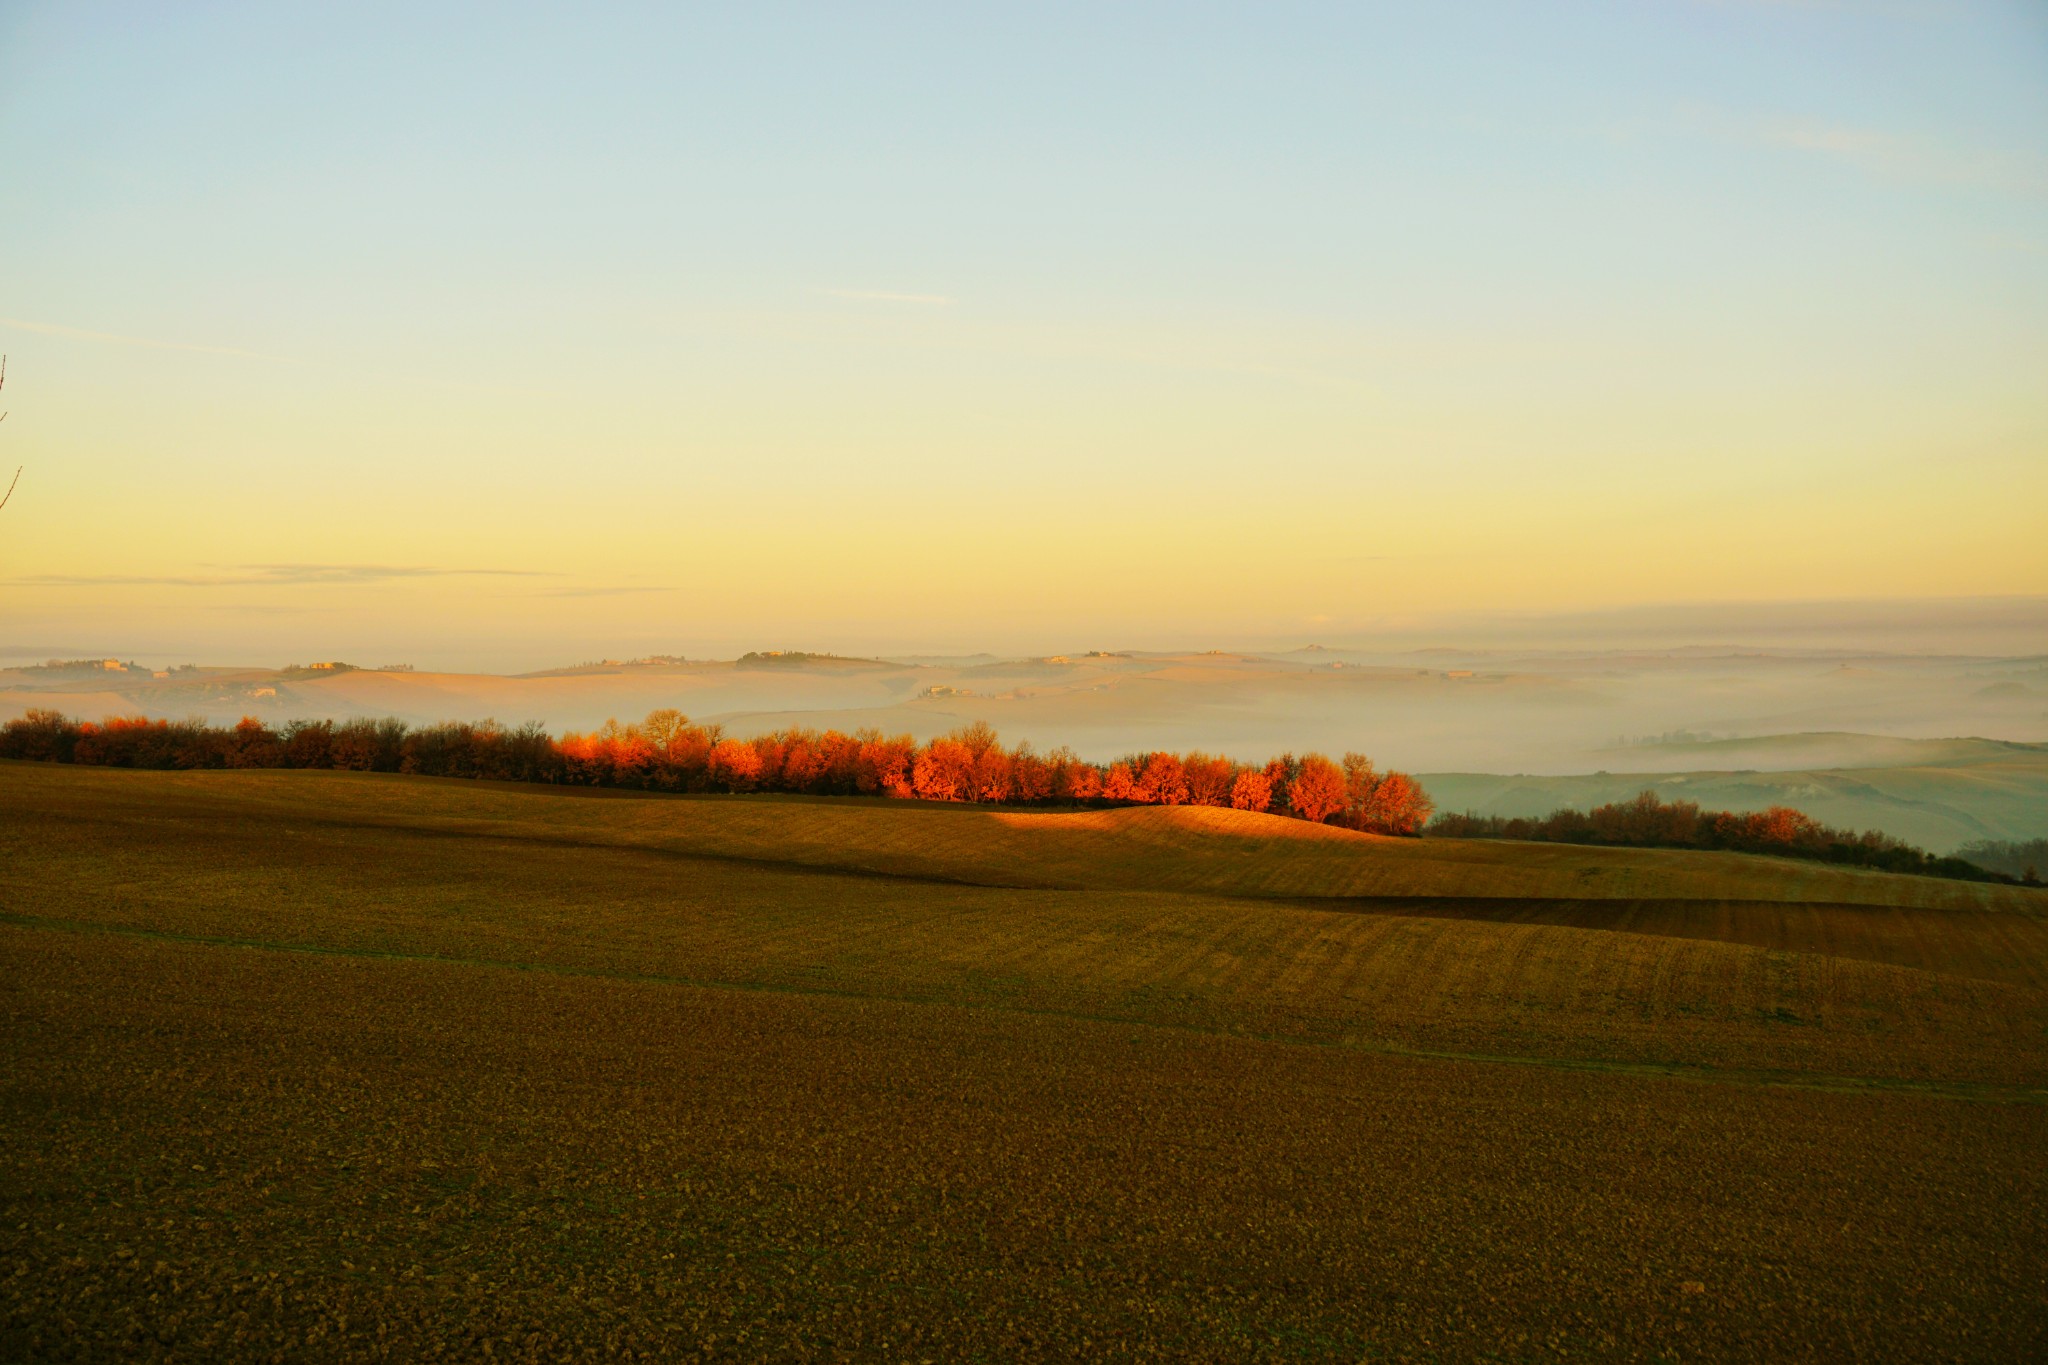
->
0;355;16;512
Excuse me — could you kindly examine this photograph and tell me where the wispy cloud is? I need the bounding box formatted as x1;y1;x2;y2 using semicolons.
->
1687;106;2047;195
0;316;288;361
1984;233;2048;257
4;563;550;589
826;288;954;306
235;563;548;584
1761;120;2030;186
1684;0;1968;17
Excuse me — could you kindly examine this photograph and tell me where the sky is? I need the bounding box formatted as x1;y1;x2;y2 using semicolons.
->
1;0;2044;668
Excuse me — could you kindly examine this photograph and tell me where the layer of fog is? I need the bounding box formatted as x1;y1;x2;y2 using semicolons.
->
6;646;2043;776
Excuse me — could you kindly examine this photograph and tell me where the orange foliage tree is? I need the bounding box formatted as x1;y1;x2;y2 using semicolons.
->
1134;752;1188;806
1183;752;1235;807
1287;754;1348;823
1229;768;1272;812
1064;761;1103;801
1361;770;1434;835
862;733;916;796
913;739;973;801
1100;761;1136;802
972;745;1014;804
708;737;763;790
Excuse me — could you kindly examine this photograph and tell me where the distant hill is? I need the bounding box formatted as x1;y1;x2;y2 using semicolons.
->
1587;731;2038;772
1423;736;2048;853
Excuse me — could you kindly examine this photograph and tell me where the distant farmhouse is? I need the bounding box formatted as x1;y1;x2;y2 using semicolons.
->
25;658;142;676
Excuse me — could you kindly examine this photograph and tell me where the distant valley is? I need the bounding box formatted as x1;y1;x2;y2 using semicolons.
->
5;646;2043;851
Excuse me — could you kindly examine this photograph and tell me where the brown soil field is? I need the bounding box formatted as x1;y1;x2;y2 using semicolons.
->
4;763;2047;1359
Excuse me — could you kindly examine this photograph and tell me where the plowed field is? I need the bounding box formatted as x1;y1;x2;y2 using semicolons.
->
4;763;2045;1360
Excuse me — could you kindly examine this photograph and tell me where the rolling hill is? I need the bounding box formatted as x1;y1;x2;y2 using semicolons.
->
3;762;2045;1358
1423;734;2048;852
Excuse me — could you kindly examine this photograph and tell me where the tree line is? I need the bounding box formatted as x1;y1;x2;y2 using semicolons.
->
0;709;1436;834
1425;792;2025;884
8;709;2028;882
1951;838;2046;885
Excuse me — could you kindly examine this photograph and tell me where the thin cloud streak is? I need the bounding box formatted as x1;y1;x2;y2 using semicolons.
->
1682;105;2047;196
232;563;549;584
0;316;289;362
5;564;552;589
1687;0;1956;14
1757;119;2036;189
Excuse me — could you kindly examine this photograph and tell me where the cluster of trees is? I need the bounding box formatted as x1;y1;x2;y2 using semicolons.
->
1953;838;2046;886
1426;791;2023;885
0;709;1435;833
0;710;558;781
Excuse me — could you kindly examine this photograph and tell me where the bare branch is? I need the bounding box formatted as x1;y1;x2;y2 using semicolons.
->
0;358;12;511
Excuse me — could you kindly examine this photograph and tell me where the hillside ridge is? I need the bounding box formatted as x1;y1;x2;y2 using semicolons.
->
11;761;2043;914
